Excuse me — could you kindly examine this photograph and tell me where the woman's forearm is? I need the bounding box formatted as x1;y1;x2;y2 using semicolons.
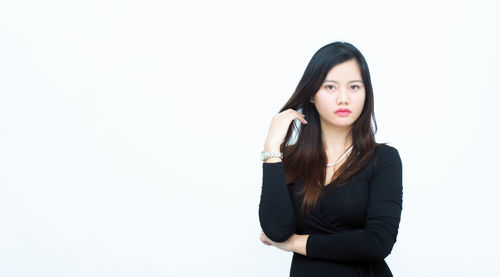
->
292;234;309;256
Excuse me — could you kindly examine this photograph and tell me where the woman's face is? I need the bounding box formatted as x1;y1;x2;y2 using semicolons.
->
310;59;366;129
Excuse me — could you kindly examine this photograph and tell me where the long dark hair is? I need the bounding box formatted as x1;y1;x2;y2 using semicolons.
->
279;41;385;216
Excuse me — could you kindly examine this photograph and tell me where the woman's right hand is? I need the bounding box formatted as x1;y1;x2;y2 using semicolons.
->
264;108;308;151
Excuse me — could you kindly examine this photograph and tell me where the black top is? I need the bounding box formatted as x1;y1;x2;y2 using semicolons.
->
259;144;403;277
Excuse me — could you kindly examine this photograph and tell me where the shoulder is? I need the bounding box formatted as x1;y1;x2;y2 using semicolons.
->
375;143;399;155
373;143;402;167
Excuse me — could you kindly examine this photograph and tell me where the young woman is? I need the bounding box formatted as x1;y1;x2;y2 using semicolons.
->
258;41;403;277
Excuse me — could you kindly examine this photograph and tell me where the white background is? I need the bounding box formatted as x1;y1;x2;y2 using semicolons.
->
1;0;499;276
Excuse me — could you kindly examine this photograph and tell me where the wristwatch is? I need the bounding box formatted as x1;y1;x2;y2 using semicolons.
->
261;151;283;161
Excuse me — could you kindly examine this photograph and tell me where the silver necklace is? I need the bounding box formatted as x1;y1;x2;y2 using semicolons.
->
326;145;353;167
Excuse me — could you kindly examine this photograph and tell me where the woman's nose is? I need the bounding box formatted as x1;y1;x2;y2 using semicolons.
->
337;88;349;104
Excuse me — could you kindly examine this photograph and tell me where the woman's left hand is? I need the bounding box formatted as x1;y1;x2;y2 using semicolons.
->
260;230;296;252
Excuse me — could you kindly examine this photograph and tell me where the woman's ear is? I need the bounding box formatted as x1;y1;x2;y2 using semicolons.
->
310;97;314;103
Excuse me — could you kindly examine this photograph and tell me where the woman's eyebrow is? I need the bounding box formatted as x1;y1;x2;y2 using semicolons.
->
323;80;363;83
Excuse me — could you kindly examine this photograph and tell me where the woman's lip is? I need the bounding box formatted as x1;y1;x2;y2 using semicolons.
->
335;111;351;116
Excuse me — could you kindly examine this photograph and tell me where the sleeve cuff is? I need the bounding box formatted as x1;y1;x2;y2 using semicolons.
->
262;161;283;166
306;234;316;259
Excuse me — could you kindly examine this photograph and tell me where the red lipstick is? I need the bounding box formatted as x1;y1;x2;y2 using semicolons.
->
335;108;351;117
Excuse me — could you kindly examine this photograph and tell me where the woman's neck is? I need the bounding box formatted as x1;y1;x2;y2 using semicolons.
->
321;125;352;155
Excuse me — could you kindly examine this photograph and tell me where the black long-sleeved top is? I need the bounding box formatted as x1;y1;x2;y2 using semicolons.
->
259;144;403;277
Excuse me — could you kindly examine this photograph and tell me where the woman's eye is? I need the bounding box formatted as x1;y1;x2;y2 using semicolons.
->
351;85;360;90
326;85;335;90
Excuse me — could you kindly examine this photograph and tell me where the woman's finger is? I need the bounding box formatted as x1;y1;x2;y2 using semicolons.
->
292;111;307;122
295;114;308;124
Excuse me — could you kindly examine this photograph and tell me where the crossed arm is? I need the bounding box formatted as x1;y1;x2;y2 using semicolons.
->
258;147;403;261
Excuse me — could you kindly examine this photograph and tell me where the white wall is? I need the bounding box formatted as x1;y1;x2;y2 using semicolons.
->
0;0;499;276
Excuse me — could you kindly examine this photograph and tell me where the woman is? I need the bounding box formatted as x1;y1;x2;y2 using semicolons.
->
258;41;403;277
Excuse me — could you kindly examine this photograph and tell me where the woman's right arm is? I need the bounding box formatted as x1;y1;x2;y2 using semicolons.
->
259;158;297;243
258;109;307;243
